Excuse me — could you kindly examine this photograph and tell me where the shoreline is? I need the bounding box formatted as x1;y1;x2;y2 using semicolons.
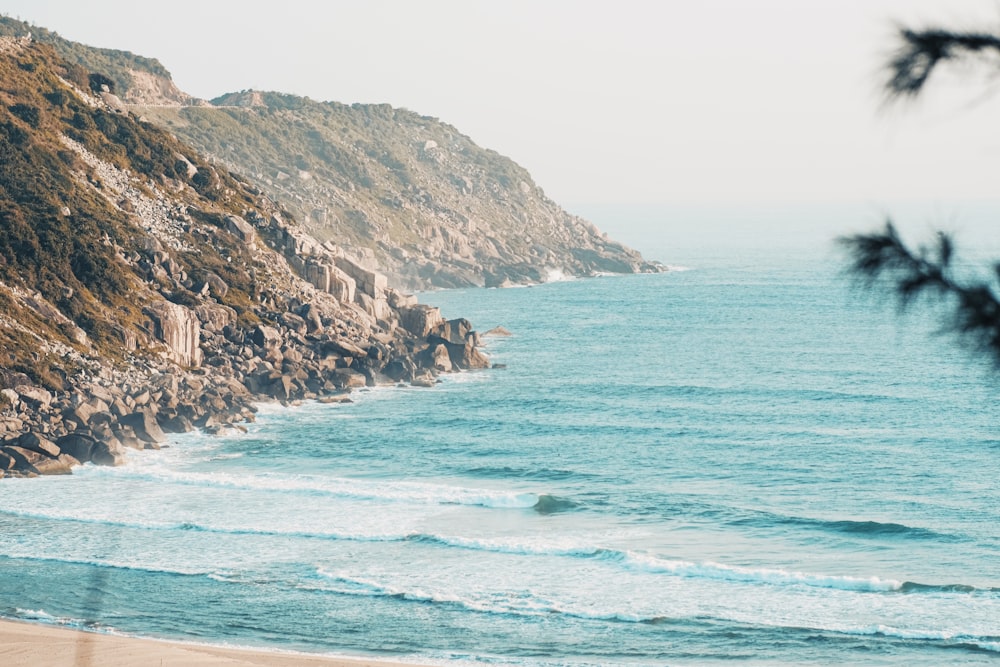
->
0;618;437;667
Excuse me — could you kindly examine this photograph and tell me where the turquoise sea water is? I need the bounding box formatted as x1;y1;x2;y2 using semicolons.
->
1;227;999;666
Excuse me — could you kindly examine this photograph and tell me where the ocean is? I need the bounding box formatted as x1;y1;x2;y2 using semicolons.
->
1;212;999;666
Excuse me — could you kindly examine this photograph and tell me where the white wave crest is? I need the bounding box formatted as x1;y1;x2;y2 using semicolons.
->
543;268;576;283
841;625;1000;652
618;552;902;592
11;608;108;631
85;466;541;509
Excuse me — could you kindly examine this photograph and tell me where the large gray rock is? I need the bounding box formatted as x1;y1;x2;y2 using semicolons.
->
398;305;443;338
331;369;367;389
63;402;101;428
335;255;387;299
483;325;513;337
194;303;237;330
297;303;325;333
31;453;79;476
225;215;255;243
0;449;16;471
252;325;282;349
322;338;368;359
2;443;76;475
454;340;490;370
91;441;127;466
200;272;229;298
120;410;167;444
1;388;20;409
56;433;97;462
382;357;416;382
14;386;52;410
428;344;452;372
15;432;61;458
159;414;194;433
279;312;308;335
2;445;47;472
143;301;203;367
431;318;474;346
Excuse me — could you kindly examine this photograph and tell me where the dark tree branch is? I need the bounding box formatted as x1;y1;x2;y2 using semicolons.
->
885;28;1000;100
839;222;1000;364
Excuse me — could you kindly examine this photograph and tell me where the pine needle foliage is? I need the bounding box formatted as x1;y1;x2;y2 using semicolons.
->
885;28;1000;100
839;223;1000;364
841;21;1000;366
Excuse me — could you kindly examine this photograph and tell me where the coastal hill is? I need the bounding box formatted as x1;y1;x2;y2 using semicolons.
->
0;16;661;290
0;36;486;477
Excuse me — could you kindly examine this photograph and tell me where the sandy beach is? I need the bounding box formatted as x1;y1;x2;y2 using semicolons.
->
0;619;429;667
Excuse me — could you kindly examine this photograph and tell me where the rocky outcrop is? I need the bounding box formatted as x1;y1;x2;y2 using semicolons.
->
143;301;203;368
399;305;444;338
147;93;665;291
0;39;495;479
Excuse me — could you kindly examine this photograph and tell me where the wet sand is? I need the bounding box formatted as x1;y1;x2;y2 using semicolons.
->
0;619;429;667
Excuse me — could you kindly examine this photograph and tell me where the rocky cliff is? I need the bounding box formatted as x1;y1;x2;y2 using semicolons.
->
0;15;662;290
141;93;661;289
0;37;488;479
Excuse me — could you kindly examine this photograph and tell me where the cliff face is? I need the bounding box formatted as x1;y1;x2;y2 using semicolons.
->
0;16;192;106
0;38;487;478
1;15;661;291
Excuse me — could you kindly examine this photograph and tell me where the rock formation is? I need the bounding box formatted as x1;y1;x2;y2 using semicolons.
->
0;38;493;478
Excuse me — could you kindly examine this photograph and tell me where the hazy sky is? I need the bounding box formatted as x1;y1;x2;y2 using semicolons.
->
3;1;999;211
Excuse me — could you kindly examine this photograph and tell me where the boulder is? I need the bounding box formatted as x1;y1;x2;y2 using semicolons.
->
451;340;490;370
194;302;237;330
388;290;418;309
56;433;97;462
0;449;16;470
280;312;308;335
120;410;167;444
431;318;474;346
91;441;127;466
159;414;194;433
14;386;52;410
2;445;47;471
323;337;368;359
328;265;357;303
31;453;79;476
15;432;61;458
143;301;203;367
63;403;99;428
484;326;513;337
335;255;387;299
113;427;145;451
398;305;443;338
331;369;367;389
1;388;20;408
0;417;23;435
410;375;437;388
88;411;115;428
200;272;229;298
85;384;117;405
225;215;255;243
458;341;490;369
429;344;453;372
297;303;325;333
356;292;391;321
267;375;294;400
252;325;282;349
